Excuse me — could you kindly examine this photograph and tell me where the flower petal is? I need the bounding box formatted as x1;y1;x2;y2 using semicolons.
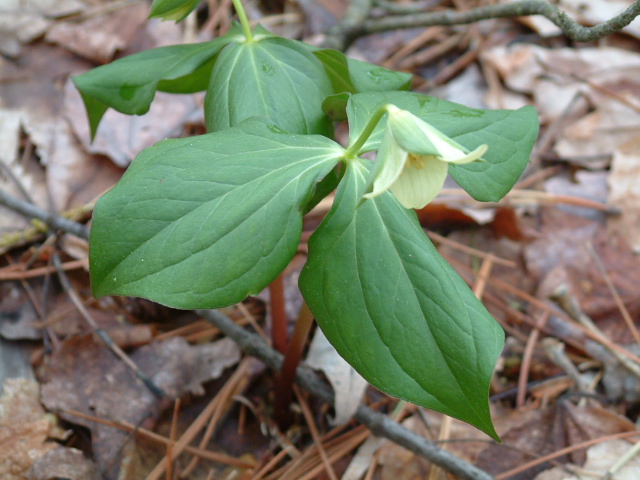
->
390;155;448;209
440;143;488;165
363;127;408;200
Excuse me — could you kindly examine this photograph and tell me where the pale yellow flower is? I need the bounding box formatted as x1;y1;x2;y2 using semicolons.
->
363;105;488;209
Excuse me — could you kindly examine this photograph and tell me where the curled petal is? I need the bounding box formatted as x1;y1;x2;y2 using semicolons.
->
441;144;488;165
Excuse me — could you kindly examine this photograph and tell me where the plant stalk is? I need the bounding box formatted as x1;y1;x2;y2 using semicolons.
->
269;272;288;354
273;302;315;430
344;104;389;158
231;0;254;42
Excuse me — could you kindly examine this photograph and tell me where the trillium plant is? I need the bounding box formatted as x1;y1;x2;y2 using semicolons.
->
75;0;539;439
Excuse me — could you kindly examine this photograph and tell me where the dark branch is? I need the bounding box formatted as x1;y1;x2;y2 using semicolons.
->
0;189;90;240
198;309;497;480
359;0;640;43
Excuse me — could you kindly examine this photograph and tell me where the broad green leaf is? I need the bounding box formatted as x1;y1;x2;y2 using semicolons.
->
347;56;412;93
205;37;334;136
72;26;243;139
345;91;539;202
150;0;200;22
299;160;504;439
90;118;344;308
309;48;412;94
311;48;412;120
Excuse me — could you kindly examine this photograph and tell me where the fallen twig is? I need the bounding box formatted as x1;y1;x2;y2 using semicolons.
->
0;188;90;240
362;0;640;43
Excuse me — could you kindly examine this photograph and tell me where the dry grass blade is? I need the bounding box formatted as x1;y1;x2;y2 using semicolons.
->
586;243;640;345
63;409;255;469
517;312;550;408
437;188;618;213
167;398;181;480
427;230;516;268
249;445;297;480
0;258;87;280
145;359;253;480
448;256;640;366
268;426;370;480
181;355;251;476
294;385;338;480
496;431;640;479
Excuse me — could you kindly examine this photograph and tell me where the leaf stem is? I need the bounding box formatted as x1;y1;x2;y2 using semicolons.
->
273;302;316;430
344;104;389;159
269;273;288;354
232;0;254;42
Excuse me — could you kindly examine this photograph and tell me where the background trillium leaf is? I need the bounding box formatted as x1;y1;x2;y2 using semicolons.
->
72;26;244;139
300;160;504;439
205;37;334;136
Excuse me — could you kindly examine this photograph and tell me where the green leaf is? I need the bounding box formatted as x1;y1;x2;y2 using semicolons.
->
347;56;413;92
311;48;412;94
205;37;334;136
311;48;412;120
299;160;504;439
149;0;200;22
72;27;243;139
90;118;344;308
311;50;356;94
345;91;539;202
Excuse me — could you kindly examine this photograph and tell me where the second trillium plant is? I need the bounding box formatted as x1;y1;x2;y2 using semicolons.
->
77;0;539;440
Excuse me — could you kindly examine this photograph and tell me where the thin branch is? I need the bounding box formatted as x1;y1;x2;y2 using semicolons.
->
375;0;446;15
360;0;640;43
321;0;374;51
197;309;497;480
0;188;90;240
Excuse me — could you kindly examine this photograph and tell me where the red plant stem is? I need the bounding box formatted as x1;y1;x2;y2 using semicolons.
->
269;273;288;354
274;302;316;430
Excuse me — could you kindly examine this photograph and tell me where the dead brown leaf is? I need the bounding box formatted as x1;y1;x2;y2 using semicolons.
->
26;447;100;480
0;378;69;480
608;136;640;253
46;2;149;63
40;334;240;477
524;210;640;327
477;402;637;479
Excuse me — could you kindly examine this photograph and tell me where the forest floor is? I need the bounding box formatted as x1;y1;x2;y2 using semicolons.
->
1;0;640;479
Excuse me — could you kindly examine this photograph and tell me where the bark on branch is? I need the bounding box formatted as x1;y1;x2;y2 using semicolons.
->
329;0;640;50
